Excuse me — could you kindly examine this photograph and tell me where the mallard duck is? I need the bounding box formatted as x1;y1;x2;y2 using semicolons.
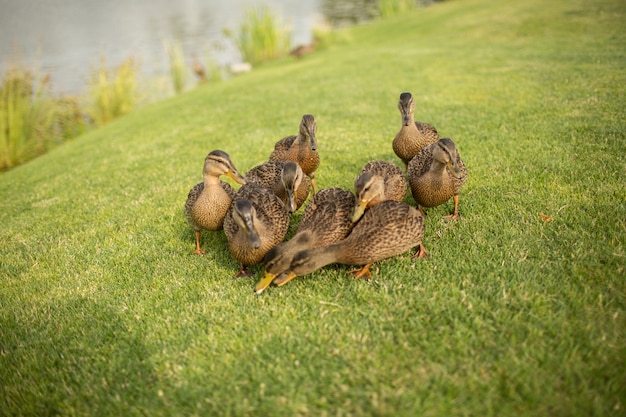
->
269;114;320;193
407;137;468;219
223;183;290;277
392;92;440;167
192;54;206;82
273;200;428;287
255;187;356;294
289;39;319;59
245;161;311;213
184;150;246;255
352;160;408;222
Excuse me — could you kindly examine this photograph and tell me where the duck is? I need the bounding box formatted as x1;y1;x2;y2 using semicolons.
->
269;114;320;193
245;160;311;213
223;183;290;277
273;200;428;287
254;187;356;294
392;92;440;167
184;150;246;255
352;160;408;222
289;38;319;59
192;54;206;83
407;137;468;220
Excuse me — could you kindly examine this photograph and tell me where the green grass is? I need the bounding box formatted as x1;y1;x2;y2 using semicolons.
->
1;0;625;415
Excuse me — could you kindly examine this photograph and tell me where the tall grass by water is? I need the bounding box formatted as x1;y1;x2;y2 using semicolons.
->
377;0;417;17
0;65;83;170
0;0;624;415
85;57;139;126
163;40;188;94
229;5;292;65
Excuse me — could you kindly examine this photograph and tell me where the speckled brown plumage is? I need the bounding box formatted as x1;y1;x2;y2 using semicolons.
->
245;161;311;212
269;114;320;192
352;160;408;222
184;150;246;255
273;200;427;285
407;137;468;219
223;183;290;276
255;188;356;293
185;181;236;231
392;92;439;167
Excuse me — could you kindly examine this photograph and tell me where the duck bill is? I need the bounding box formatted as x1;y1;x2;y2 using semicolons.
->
247;228;261;249
273;271;298;287
351;200;368;223
254;271;276;294
227;169;246;185
402;112;411;126
287;190;296;213
449;159;462;179
241;216;261;249
309;131;318;151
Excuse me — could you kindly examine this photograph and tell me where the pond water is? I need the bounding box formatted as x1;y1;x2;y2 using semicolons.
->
0;0;378;95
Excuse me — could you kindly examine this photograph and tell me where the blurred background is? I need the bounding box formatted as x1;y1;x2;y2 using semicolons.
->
0;0;396;95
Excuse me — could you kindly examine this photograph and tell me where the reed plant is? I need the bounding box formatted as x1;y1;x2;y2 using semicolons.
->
0;66;58;170
85;57;138;126
203;57;224;84
377;0;417;17
229;6;291;65
164;40;188;94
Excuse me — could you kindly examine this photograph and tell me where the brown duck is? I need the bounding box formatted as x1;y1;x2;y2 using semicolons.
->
273;200;428;286
255;187;356;293
269;114;320;193
245;160;311;213
223;183;290;277
392;92;439;167
352;160;408;222
184;150;246;255
408;137;468;219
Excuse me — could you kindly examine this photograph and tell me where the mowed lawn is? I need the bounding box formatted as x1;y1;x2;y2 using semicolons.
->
1;0;624;415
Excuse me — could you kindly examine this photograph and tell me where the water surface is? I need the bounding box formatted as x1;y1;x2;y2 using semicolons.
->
0;0;329;94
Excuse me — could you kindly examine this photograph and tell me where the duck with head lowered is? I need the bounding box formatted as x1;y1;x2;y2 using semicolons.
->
254;187;356;294
269;114;320;193
184;150;246;255
392;92;439;167
408;137;468;220
352;160;408;223
223;183;290;277
245;160;311;213
272;200;428;288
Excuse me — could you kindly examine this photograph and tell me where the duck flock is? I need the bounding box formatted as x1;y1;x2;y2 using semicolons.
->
184;92;468;294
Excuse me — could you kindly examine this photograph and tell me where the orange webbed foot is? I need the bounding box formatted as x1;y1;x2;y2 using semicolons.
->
349;263;373;279
411;242;429;259
443;195;461;220
192;231;205;255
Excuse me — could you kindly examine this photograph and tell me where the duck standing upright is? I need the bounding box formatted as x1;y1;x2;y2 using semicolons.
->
408;137;468;219
223;184;290;277
269;114;320;193
184;150;246;255
352;160;408;222
392;92;439;167
274;200;428;286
